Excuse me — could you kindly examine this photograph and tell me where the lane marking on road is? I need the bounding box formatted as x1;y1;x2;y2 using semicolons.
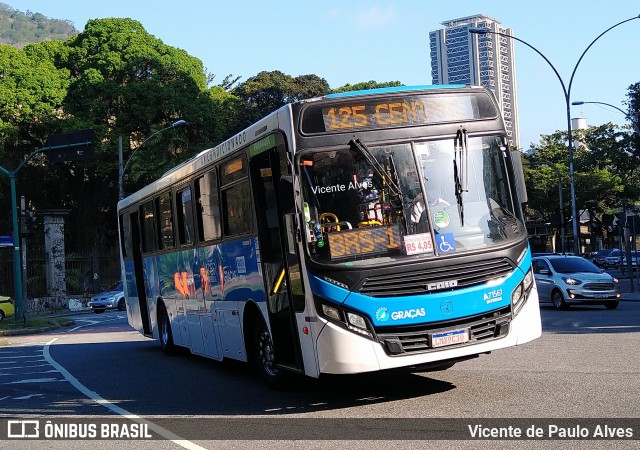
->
14;394;45;400
8;377;62;384
58;316;124;334
43;337;206;450
584;325;640;330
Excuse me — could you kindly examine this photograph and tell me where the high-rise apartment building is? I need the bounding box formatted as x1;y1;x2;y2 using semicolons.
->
430;15;520;148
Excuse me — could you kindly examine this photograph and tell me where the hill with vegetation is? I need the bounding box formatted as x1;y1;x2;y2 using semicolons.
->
0;2;77;48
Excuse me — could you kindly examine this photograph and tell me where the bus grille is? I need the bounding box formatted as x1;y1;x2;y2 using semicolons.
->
376;306;512;355
358;258;514;297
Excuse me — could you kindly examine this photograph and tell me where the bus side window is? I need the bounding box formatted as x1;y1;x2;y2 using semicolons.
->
140;200;157;254
156;191;175;250
222;180;251;236
119;212;132;258
176;186;195;245
195;170;222;241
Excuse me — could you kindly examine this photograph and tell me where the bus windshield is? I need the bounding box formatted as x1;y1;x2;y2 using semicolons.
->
299;135;525;264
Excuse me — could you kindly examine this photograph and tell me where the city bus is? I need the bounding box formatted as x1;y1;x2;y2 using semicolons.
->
117;84;542;386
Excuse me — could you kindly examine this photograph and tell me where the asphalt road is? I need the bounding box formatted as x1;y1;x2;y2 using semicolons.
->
1;298;639;450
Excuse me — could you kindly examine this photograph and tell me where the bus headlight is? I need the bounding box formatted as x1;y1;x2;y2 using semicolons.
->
322;304;341;321
347;312;367;329
315;297;375;339
512;268;533;316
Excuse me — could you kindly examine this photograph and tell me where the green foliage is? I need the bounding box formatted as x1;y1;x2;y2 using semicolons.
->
0;2;77;48
331;80;404;93
626;82;640;133
524;122;639;237
0;42;69;163
232;70;330;119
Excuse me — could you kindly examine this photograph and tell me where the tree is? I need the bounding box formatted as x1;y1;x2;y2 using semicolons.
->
331;80;403;93
0;19;230;254
232;70;330;119
524;123;638;248
626;82;640;131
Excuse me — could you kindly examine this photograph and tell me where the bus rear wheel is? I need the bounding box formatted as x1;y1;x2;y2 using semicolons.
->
252;318;287;387
158;303;176;355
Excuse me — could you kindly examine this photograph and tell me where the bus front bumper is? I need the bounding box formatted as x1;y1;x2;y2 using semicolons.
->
315;290;541;375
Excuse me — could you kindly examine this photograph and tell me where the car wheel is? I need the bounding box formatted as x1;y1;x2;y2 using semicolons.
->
158;303;176;355
251;317;288;388
117;298;126;311
93;308;106;314
551;290;568;310
604;301;619;310
0;310;4;321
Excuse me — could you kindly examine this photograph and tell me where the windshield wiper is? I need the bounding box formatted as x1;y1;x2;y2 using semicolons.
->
349;138;402;199
349;139;401;196
453;129;468;226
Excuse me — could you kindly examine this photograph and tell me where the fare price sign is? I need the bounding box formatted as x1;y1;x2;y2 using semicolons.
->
404;233;434;256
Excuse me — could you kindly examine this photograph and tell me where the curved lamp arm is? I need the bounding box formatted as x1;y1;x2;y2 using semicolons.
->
122;119;186;176
572;101;639;134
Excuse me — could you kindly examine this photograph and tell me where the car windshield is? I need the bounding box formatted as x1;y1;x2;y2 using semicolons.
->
105;281;123;292
298;136;525;265
550;258;601;274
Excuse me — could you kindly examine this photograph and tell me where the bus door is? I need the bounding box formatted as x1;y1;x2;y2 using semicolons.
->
250;144;304;373
129;211;151;336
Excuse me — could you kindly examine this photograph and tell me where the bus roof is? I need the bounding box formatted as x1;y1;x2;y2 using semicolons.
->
324;84;467;99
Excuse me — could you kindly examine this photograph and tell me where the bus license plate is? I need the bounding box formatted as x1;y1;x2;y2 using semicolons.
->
431;329;469;348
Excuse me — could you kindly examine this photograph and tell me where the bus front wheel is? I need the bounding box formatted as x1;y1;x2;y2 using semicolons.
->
252;318;287;387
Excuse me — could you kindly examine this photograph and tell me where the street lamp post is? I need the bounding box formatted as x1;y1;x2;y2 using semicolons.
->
571;100;640;134
118;120;186;200
469;14;640;255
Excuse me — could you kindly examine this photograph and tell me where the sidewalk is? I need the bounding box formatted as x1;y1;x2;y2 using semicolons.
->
618;276;640;301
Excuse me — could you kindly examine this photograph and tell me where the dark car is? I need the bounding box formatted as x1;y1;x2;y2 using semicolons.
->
602;250;623;269
532;255;620;310
592;249;613;267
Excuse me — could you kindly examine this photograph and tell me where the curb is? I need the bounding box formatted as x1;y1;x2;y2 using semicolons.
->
0;319;76;337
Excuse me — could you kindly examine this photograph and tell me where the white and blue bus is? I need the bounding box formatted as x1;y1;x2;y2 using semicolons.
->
117;85;541;386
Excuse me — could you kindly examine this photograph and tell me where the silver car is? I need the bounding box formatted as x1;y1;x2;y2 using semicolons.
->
532;255;620;310
88;281;125;314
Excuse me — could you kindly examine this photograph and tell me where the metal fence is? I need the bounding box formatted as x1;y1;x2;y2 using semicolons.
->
0;247;121;299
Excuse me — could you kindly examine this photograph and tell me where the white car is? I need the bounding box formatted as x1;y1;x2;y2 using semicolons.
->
532;255;620;310
88;281;125;314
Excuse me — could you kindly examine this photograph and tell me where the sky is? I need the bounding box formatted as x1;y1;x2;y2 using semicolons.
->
4;0;640;150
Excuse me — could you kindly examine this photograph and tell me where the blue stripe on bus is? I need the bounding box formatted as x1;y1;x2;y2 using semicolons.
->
325;84;466;99
309;260;528;327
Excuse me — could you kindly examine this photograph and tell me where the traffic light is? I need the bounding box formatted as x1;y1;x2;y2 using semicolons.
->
20;201;37;235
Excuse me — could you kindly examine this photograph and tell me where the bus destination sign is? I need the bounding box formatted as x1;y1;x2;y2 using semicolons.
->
300;92;497;135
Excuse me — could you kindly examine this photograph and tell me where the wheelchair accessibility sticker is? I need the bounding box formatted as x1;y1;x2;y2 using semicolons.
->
437;233;456;253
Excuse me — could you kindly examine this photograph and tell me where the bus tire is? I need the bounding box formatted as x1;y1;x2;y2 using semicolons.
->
158;303;176;355
252;317;287;388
